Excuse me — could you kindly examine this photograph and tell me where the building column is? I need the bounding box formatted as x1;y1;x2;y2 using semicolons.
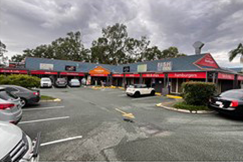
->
139;73;143;84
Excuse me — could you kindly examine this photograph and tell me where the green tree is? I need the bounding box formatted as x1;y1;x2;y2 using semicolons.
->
0;40;8;66
91;23;151;64
11;31;90;62
229;43;243;62
11;54;26;62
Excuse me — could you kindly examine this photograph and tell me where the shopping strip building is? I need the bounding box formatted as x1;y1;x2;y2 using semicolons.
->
0;53;242;94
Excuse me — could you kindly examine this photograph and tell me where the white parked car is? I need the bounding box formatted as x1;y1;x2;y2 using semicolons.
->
0;121;40;162
69;79;81;87
40;77;52;88
126;84;155;97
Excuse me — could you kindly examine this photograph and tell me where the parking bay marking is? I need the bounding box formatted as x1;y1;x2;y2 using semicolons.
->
41;136;83;147
23;106;65;112
115;108;135;119
19;116;70;124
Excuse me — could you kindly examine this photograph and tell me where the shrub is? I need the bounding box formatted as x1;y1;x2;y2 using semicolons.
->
174;101;209;111
182;81;216;106
0;74;40;88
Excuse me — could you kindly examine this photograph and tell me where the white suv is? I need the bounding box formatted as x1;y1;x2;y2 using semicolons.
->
0;121;40;162
126;84;155;97
40;77;52;88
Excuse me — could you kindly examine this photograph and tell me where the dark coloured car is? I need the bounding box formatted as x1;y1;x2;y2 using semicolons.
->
208;89;243;117
55;78;67;88
0;85;40;107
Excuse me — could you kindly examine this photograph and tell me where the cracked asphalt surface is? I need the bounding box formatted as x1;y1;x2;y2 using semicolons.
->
19;87;243;161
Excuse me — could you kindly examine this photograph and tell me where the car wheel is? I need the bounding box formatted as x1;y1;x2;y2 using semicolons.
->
134;91;140;97
20;98;27;107
150;90;155;96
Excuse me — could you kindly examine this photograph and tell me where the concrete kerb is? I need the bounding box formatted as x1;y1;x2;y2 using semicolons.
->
156;103;214;114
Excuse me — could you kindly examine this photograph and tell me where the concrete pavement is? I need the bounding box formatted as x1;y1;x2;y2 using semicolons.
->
19;87;243;161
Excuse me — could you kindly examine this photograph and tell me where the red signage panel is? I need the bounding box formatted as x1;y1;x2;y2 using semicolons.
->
60;72;85;76
168;72;206;79
238;75;243;81
218;73;235;80
0;69;28;74
142;73;164;78
30;70;58;75
125;74;140;78
112;74;124;77
90;74;108;77
195;54;219;69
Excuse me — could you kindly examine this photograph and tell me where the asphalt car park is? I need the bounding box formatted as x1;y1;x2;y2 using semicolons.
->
18;87;243;161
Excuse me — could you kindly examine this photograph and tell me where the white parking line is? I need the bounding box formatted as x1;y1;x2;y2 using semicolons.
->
19;116;70;124
41;135;83;147
23;106;65;112
131;96;157;101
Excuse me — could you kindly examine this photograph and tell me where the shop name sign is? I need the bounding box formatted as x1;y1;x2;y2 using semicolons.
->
218;73;235;80
113;74;124;77
169;72;206;79
0;69;28;74
40;63;53;70
157;62;172;71
123;66;130;72
238;75;243;81
137;64;147;72
195;54;219;69
142;73;164;78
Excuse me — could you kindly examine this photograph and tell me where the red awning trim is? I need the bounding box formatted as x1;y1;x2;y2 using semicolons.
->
30;70;58;75
0;69;28;74
125;74;140;78
238;75;243;81
142;73;164;78
60;72;85;76
168;72;207;79
218;73;235;80
112;74;124;77
90;74;108;77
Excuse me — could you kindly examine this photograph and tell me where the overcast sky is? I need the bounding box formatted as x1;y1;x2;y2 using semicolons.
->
0;0;243;67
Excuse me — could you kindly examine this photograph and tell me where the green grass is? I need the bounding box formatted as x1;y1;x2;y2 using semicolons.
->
41;95;56;100
174;101;209;111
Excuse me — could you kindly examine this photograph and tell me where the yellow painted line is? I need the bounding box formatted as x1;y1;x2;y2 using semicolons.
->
115;108;135;119
166;95;182;99
155;92;162;96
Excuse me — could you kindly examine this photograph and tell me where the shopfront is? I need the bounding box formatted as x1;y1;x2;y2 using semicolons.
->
217;72;235;92
142;73;165;92
168;72;207;94
89;66;110;86
59;72;85;82
112;74;124;87
30;70;58;82
125;74;140;85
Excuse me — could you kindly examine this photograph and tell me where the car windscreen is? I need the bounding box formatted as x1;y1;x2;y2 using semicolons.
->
71;79;79;82
42;78;51;81
220;91;243;100
0;89;18;100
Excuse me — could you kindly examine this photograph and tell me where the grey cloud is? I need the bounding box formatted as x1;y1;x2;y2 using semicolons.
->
0;0;242;68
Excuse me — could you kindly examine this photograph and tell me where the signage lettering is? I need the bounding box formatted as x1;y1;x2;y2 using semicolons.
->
168;72;206;79
218;73;235;80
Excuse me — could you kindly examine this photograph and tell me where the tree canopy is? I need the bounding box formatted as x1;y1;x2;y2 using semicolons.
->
0;40;8;66
11;23;186;64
